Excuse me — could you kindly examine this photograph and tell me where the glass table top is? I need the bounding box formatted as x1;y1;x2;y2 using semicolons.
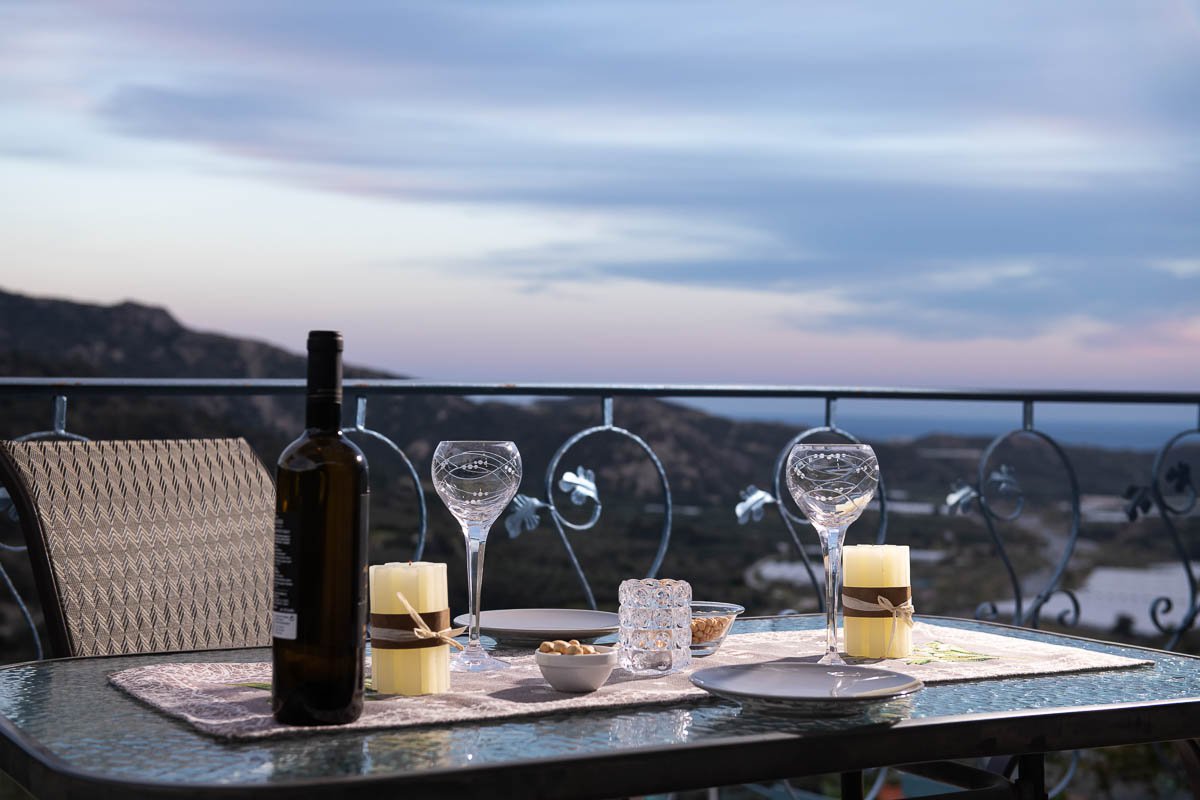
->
0;616;1197;788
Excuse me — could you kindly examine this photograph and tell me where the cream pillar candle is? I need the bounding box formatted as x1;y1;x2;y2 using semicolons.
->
843;545;913;658
369;562;451;695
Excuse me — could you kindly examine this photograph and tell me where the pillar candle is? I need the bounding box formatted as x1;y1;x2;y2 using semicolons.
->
369;562;450;695
843;545;913;659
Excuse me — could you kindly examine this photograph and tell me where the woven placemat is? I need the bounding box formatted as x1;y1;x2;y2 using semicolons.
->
108;621;1151;740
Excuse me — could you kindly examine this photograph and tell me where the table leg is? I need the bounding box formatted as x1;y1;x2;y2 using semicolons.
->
1176;738;1200;799
1014;754;1046;800
840;770;864;800
0;769;33;800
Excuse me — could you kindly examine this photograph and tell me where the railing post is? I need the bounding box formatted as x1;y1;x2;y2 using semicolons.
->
825;397;837;429
52;395;69;436
1022;401;1035;431
355;395;368;429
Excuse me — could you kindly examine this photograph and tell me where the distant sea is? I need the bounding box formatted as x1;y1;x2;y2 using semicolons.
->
487;396;1197;451
813;415;1192;451
678;399;1198;452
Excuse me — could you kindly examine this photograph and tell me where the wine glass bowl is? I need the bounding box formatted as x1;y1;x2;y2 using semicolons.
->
432;441;522;672
432;446;522;529
787;446;879;529
786;443;879;665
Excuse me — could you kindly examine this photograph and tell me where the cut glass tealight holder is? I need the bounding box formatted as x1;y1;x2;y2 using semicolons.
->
618;578;692;674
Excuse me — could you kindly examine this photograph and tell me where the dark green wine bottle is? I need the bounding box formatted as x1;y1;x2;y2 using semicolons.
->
272;330;369;725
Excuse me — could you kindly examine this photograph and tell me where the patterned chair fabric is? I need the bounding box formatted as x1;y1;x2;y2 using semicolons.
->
0;438;274;658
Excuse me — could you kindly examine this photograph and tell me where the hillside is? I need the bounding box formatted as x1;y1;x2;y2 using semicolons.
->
0;288;1163;506
0;287;1193;664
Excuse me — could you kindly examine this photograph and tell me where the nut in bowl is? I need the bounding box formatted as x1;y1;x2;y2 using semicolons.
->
690;602;745;657
535;641;618;693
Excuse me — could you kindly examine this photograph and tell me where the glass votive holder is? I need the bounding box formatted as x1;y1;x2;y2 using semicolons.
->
618;578;692;674
689;601;745;657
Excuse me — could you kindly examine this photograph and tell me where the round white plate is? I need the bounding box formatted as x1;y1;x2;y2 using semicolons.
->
690;661;923;716
453;608;619;645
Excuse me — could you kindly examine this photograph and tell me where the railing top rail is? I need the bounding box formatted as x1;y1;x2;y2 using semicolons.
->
0;377;1197;405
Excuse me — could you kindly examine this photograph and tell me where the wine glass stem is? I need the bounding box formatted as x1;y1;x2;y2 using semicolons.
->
819;525;846;663
464;524;488;651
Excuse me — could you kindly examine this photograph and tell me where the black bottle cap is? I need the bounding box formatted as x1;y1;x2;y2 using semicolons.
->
307;331;344;353
306;330;343;406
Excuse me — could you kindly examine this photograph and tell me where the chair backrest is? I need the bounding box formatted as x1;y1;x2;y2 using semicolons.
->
0;438;274;658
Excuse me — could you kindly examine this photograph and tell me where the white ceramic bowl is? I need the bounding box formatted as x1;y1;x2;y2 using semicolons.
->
535;645;618;693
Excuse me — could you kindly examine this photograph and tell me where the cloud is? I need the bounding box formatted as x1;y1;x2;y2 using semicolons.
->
917;262;1040;292
1;0;1198;379
40;1;1192;203
1150;258;1200;278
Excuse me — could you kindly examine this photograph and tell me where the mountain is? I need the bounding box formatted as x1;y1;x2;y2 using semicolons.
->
0;287;1189;665
0;287;480;457
0;287;1163;503
0;291;303;377
0;287;855;507
0;288;849;658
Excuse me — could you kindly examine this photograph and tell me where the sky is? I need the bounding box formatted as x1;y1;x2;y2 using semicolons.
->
1;1;1199;395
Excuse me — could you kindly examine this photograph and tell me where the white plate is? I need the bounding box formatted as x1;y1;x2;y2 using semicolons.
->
453;608;619;645
690;661;923;717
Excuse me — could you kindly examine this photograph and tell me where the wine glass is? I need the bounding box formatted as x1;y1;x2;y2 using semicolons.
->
786;443;879;665
432;441;522;672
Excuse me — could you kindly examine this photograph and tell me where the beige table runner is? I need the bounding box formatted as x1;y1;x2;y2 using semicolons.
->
108;621;1151;740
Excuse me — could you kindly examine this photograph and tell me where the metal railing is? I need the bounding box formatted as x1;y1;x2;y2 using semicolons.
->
2;379;1197;633
1;377;1197;797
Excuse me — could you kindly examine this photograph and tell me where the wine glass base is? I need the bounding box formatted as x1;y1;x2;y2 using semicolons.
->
818;652;846;666
451;647;510;672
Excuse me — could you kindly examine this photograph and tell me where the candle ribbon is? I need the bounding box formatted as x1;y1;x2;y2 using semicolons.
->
842;589;915;657
370;590;466;650
877;594;915;657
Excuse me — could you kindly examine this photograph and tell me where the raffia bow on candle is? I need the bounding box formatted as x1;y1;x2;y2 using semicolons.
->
842;589;915;657
370;589;466;650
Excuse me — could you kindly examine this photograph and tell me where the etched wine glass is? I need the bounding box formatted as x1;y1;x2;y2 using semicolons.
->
786;443;879;665
432;440;523;672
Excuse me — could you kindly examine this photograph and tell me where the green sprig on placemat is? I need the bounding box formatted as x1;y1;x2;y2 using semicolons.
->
905;641;995;665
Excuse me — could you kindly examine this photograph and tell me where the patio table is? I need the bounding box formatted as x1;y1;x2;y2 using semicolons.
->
1;615;1199;799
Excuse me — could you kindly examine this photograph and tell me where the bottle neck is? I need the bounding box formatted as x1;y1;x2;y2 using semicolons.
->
306;398;342;432
305;336;343;433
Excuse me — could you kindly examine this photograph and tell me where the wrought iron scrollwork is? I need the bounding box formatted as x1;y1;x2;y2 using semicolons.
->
737;424;889;612
1;395;86;660
1122;484;1153;522
1124;428;1199;649
947;420;1086;800
735;485;774;525
947;427;1081;629
0;396;87;523
347;397;427;560
504;397;670;610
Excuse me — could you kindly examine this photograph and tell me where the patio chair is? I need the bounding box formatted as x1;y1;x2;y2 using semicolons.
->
0;438;274;658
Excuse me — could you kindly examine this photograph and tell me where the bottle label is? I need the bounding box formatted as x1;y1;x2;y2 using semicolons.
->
272;611;298;640
273;513;299;640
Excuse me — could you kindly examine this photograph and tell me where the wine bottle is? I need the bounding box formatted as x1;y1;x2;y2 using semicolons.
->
272;330;369;725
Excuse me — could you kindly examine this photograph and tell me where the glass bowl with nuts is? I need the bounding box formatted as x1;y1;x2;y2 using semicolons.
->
535;640;618;693
689;602;745;657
